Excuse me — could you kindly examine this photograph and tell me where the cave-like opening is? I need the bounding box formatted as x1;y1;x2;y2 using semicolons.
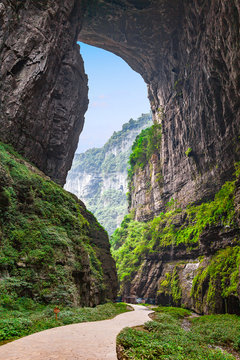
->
76;41;149;152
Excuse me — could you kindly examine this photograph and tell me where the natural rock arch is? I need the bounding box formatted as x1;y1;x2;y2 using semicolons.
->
0;0;239;209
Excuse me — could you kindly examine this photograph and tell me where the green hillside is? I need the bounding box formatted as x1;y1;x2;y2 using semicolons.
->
0;142;117;308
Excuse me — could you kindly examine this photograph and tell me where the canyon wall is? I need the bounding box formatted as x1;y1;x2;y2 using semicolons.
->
65;114;152;234
80;0;240;215
0;0;239;200
0;0;240;313
0;0;88;185
0;142;118;306
112;168;240;314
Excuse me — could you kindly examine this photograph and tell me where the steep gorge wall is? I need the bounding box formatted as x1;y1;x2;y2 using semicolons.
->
0;142;118;306
112;169;240;314
0;0;240;313
0;0;88;185
0;0;239;200
80;0;240;215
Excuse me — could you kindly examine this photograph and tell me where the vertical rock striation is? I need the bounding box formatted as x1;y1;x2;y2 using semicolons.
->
0;0;239;201
0;0;88;185
0;0;240;313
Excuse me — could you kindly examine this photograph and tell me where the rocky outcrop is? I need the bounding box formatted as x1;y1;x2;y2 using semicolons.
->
125;228;240;314
0;0;240;314
65;114;152;234
130;153;163;222
113;167;240;314
121;230;240;314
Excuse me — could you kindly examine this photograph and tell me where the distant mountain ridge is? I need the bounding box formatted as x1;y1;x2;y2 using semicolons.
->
65;113;152;234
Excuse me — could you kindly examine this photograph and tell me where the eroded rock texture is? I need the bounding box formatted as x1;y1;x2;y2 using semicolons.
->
0;0;240;312
0;0;239;199
121;210;240;314
130;153;163;222
0;0;88;185
80;0;240;215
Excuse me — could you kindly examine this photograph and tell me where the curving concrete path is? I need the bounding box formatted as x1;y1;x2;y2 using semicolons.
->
0;305;153;360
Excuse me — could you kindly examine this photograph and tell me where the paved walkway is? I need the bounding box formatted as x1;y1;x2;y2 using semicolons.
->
0;305;153;360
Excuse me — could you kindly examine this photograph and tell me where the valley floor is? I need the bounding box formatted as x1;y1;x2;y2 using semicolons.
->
117;306;240;360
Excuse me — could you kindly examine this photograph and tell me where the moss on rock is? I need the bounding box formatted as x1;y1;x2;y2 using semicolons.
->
0;142;117;307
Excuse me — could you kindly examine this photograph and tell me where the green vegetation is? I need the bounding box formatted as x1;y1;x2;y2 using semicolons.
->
91;189;128;236
111;164;240;295
158;268;182;306
0;142;108;306
67;113;152;234
154;306;191;319
191;246;240;313
0;301;129;343
110;211;148;283
185;147;193;157
128;123;162;181
117;307;239;359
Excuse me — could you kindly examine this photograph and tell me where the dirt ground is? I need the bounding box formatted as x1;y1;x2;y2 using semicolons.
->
0;304;153;360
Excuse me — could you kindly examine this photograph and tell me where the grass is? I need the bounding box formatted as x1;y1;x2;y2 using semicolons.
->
0;301;129;343
117;306;240;359
154;306;192;319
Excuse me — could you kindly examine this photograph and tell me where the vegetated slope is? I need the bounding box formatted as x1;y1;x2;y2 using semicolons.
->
111;124;240;314
65;113;152;235
0;142;117;308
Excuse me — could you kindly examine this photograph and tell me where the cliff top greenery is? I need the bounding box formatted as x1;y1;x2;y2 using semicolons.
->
72;113;152;174
128;122;162;182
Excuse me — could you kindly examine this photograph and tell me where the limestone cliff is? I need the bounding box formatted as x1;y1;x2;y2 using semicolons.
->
65;114;152;234
0;0;240;314
0;0;239;201
80;0;240;210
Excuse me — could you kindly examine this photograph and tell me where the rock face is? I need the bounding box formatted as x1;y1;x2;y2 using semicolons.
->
127;231;240;314
65;114;152;234
0;0;239;199
0;0;240;313
80;0;240;211
129;150;163;222
0;0;88;185
113;170;240;314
